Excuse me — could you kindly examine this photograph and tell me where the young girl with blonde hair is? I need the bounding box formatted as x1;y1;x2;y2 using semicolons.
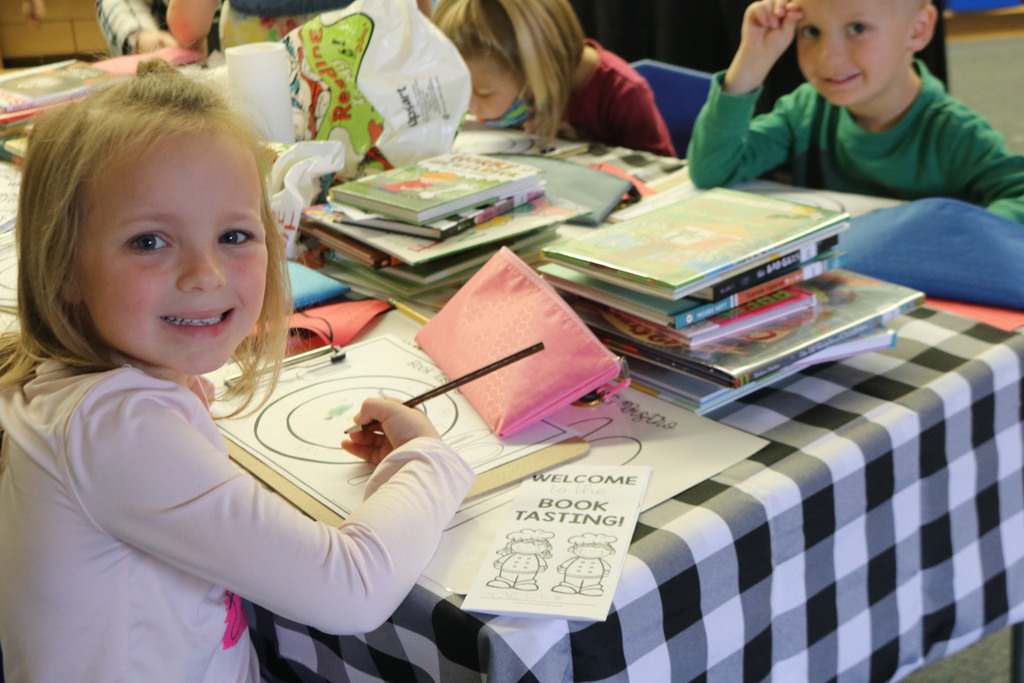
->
0;59;473;681
432;0;677;157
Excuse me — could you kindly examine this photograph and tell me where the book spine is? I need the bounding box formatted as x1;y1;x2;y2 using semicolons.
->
681;287;813;342
0;91;31;113
450;187;547;230
669;295;741;328
726;250;847;307
667;252;843;327
689;235;840;301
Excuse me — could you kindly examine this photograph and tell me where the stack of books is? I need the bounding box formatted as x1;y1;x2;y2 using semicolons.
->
0;60;129;139
538;187;924;413
301;152;586;307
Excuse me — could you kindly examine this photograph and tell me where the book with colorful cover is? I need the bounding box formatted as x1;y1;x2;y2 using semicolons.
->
627;326;897;414
0;61;127;112
320;184;545;240
658;285;817;346
319;230;556;307
461;464;651;622
329;153;544;224
538;249;847;329
540;187;849;300
375;231;556;285
304;194;584;267
576;269;923;388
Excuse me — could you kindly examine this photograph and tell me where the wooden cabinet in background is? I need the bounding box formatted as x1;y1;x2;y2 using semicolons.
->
0;0;107;67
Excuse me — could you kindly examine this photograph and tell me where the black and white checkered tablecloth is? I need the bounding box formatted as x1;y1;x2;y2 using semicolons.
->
247;306;1024;682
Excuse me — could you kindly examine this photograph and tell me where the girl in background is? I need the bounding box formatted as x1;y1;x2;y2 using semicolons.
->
0;59;473;681
432;0;677;157
166;0;433;53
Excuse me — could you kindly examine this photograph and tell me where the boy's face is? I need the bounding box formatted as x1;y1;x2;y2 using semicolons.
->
73;131;268;385
792;0;935;130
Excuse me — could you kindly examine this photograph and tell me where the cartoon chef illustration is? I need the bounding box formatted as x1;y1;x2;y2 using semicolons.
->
552;533;616;596
487;529;554;592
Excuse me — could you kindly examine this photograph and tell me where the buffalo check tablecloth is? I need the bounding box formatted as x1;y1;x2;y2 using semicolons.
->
246;306;1024;682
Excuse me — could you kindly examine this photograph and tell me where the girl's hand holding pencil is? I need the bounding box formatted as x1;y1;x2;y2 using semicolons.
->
341;398;441;465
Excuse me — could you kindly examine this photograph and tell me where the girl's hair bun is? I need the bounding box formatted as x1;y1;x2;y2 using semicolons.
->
135;57;178;78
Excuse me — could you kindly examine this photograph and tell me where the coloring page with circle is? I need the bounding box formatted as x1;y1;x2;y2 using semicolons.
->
216;333;575;521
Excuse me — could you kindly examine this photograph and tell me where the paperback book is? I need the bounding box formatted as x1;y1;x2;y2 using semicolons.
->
330;153;544;224
303;194;584;267
461;465;651;621
541;187;849;300
538;249;847;329
576;269;923;388
0;60;127;112
490;153;635;226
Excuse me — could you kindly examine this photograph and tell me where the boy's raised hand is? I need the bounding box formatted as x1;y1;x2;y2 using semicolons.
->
341;397;442;465
725;0;804;95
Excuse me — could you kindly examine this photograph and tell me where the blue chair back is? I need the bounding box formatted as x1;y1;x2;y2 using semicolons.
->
631;59;713;158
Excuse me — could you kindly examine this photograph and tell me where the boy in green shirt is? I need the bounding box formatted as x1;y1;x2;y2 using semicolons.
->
687;0;1024;225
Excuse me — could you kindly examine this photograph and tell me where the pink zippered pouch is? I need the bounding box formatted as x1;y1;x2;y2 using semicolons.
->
415;247;627;437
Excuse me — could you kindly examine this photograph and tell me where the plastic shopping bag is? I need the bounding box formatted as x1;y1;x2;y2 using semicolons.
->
283;0;471;179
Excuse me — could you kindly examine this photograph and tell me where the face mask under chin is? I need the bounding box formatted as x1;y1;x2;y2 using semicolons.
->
481;91;532;128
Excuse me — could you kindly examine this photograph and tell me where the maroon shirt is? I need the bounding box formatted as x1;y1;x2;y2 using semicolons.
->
565;40;677;157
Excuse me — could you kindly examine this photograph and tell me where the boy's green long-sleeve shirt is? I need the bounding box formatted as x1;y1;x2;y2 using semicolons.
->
687;60;1024;225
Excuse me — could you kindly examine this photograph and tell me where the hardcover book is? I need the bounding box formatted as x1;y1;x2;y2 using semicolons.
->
577;269;923;388
461;464;651;621
330;153;544;224
541;187;849;300
686;234;839;301
538;250;847;329
0;61;127;112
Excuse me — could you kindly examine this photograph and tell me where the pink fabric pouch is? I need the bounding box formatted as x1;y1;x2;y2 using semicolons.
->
415;247;628;437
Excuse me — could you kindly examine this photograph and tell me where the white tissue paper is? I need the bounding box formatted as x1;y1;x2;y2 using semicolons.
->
268;140;346;258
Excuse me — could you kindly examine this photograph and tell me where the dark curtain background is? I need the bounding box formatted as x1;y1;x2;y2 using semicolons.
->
570;0;948;115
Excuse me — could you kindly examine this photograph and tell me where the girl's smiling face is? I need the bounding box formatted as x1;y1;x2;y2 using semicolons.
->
73;131;268;385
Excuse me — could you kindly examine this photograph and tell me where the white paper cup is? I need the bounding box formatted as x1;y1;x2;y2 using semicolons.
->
225;41;296;144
